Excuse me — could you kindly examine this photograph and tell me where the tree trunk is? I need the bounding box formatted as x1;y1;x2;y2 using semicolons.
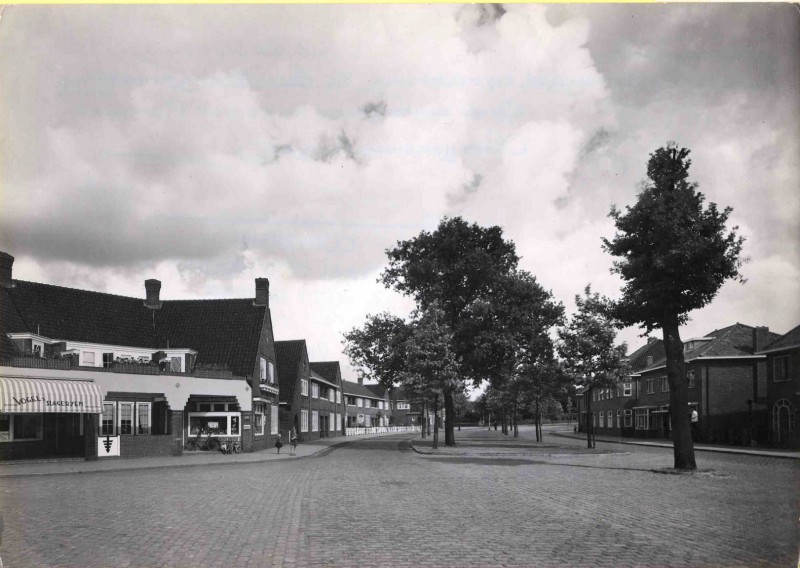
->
432;393;439;450
586;388;594;449
421;403;427;439
501;411;507;435
663;319;697;470
513;404;518;438
444;387;456;447
535;397;541;442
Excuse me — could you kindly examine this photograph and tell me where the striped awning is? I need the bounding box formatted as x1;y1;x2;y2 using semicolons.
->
0;377;104;414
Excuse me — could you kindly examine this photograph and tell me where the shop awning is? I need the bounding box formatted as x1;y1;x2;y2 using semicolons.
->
0;377;104;414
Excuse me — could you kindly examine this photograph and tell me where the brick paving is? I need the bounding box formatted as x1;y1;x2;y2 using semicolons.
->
0;428;796;567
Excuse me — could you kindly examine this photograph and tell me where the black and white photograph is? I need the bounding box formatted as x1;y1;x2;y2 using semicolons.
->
0;4;798;567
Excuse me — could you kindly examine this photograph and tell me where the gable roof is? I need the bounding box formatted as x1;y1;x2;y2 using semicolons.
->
627;339;665;374
309;361;341;385
275;340;307;403
1;279;267;377
342;379;387;400
759;324;800;354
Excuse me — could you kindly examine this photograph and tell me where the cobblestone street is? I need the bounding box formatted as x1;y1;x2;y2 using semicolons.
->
0;427;797;567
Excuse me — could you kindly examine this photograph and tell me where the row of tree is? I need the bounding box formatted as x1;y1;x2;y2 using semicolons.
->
344;143;744;470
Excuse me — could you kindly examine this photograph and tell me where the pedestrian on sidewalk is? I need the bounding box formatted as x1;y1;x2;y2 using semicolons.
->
275;433;283;454
690;405;701;442
290;427;298;455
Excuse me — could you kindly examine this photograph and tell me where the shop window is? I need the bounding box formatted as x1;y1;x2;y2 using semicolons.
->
119;402;134;435
0;414;43;441
102;402;116;436
137;403;151;435
271;405;279;435
188;413;241;437
774;356;791;383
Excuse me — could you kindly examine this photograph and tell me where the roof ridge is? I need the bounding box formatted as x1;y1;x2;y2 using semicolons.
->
13;279;142;301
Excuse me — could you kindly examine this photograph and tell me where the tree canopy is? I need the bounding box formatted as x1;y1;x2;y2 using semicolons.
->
602;143;745;333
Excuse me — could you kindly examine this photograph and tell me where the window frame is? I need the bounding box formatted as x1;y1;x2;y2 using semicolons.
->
254;402;265;436
271;405;279;435
118;401;135;435
311;383;319;399
624;409;633;428
301;409;309;432
301;379;309;397
645;378;655;394
623;382;633;397
188;412;242;437
101;402;116;436
136;402;151;435
660;376;670;393
774;356;791;383
0;414;43;442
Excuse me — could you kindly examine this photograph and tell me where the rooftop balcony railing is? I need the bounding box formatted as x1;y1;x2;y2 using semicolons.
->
2;354;243;380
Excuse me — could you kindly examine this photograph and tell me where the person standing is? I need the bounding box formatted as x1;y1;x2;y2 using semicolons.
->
690;406;700;442
274;433;283;454
290;427;298;455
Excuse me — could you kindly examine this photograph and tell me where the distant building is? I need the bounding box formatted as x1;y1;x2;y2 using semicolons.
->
342;379;390;428
275;340;345;442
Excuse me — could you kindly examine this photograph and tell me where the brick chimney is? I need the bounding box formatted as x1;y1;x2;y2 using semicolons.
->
0;252;14;288
647;337;658;344
358;377;363;385
254;278;270;307
144;279;162;309
753;326;770;353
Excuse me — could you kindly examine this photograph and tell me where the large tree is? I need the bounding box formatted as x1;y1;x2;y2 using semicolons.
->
558;286;628;449
382;217;562;446
602;143;745;470
343;313;410;386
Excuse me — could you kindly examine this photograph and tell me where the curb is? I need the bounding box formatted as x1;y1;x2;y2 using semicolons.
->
0;433;411;479
551;432;800;460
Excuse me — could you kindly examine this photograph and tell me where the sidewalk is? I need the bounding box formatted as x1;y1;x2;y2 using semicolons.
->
0;431;411;478
552;431;800;459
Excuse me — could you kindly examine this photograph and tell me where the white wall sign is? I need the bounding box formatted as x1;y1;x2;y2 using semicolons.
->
97;435;120;457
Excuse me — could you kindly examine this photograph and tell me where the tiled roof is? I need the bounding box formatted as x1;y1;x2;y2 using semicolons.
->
627;339;665;373
309;361;341;385
641;323;781;371
760;324;800;353
1;279;267;378
275;340;306;404
342;379;387;400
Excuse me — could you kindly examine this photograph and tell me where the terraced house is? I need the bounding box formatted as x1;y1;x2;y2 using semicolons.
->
342;379;390;429
582;322;783;446
275;340;345;442
0;252;280;461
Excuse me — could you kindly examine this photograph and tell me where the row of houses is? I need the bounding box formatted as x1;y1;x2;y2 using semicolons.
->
0;251;420;462
577;322;800;448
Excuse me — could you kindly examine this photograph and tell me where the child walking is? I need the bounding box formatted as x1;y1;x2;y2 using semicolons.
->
274;433;283;454
290;427;298;455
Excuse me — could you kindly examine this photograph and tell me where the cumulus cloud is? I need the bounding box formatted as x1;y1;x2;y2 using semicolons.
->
0;4;798;369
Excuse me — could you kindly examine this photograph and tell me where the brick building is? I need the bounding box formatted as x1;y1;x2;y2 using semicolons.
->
342;379;390;428
581;323;780;446
388;386;422;427
759;324;800;448
0;252;280;461
275;340;345;442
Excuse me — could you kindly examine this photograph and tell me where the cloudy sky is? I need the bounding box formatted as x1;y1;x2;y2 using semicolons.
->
1;4;798;382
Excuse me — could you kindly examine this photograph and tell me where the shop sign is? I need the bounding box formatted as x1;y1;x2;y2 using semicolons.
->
97;435;120;457
9;395;85;409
